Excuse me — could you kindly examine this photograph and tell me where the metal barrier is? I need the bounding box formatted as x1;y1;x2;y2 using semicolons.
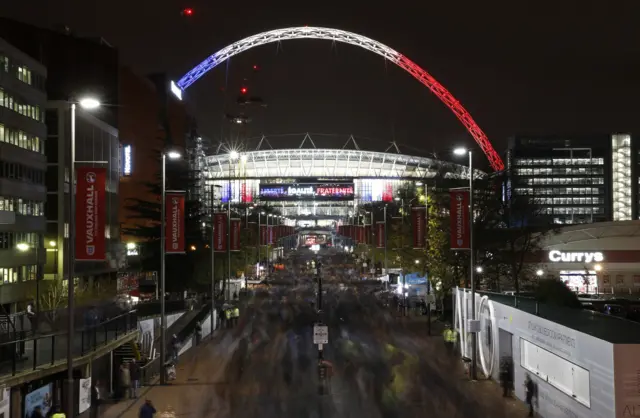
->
0;310;137;379
140;355;160;386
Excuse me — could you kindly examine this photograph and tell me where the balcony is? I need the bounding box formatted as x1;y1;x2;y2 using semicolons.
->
0;310;138;386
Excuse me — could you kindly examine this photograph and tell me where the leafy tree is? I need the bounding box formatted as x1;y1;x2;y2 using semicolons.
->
473;173;557;294
534;279;582;309
122;148;205;291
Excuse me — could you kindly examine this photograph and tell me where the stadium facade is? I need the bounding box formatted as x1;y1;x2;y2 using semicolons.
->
195;135;484;227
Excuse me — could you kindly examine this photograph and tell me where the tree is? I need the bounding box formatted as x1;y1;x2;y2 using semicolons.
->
122;148;205;291
473;173;557;293
535;279;582;309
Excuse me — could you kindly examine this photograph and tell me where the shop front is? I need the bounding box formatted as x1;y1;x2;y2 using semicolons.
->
531;220;640;294
454;287;640;418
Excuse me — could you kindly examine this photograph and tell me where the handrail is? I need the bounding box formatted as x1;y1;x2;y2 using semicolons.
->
0;309;137;346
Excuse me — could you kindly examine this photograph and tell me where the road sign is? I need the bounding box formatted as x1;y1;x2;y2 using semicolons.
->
313;324;329;344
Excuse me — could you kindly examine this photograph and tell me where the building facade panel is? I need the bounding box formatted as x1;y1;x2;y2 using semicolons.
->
0;37;46;313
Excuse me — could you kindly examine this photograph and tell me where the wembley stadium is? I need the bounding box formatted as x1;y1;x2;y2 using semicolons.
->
196;135;485;233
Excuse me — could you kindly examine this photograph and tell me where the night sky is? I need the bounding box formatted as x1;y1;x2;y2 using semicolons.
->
3;1;640;170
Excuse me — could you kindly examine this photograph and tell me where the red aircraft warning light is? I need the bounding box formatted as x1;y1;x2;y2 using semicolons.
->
182;8;193;16
240;87;248;94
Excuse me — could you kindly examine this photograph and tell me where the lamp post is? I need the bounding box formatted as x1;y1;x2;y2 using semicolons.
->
454;146;477;380
65;97;101;416
227;151;238;300
159;150;182;384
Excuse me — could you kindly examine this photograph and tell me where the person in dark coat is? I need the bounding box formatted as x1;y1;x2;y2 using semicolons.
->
139;399;156;418
130;361;141;398
525;374;536;417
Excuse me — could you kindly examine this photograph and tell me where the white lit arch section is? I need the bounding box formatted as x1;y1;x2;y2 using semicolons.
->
175;26;505;171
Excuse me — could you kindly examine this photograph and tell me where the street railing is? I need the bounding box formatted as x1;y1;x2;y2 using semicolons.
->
0;310;137;379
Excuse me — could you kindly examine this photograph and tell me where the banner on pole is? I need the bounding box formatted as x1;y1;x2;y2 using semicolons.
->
230;218;241;251
450;190;470;250
259;225;267;246
76;167;107;260
213;212;227;252
376;221;385;248
268;226;274;245
164;192;186;254
365;224;372;245
412;206;427;249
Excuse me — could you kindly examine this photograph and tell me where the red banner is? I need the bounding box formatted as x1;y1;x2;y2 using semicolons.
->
376;222;385;248
365;224;372;245
268;226;274;245
213;212;227;252
164;193;186;254
450;190;470;250
230;218;241;251
76;167;107;260
412;206;427;249
357;226;365;244
259;225;267;245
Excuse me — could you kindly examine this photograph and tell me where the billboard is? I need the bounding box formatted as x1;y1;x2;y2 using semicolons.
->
412;206;426;249
230;218;241;251
76;167;106;261
450;190;470;249
213;212;227;252
165;193;186;254
259;182;354;201
121;144;133;176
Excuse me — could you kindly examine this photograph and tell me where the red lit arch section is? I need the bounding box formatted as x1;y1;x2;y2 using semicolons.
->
176;27;504;171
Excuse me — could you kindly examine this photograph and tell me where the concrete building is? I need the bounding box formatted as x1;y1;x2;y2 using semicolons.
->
507;134;638;225
0;37;47;315
45;101;124;285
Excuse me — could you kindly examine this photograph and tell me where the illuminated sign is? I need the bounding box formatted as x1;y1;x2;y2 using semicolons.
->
170;80;183;101
548;250;604;263
122;145;132;176
258;183;354;200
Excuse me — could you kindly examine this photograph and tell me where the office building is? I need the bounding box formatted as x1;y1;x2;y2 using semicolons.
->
0;37;47;314
507;134;638;225
45;101;124;285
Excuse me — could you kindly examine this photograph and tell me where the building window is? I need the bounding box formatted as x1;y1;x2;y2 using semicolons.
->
0;267;18;284
0;161;45;185
0;196;43;216
0;123;43;153
0;88;42;123
0;55;7;72
17;66;32;85
0;232;39;250
520;338;590;407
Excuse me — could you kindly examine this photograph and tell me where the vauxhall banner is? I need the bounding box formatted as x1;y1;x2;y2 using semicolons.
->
213;212;227;252
165;192;186;254
412;206;427;249
76;167;106;260
230;218;241;251
376;222;385;248
450;190;470;250
268;226;275;245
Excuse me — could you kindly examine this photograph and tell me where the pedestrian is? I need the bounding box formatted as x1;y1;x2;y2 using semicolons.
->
119;362;131;400
130;360;141;398
171;334;180;363
29;405;44;418
442;324;454;355
50;404;66;418
139;399;156;418
524;373;536;417
195;321;202;345
232;305;240;327
90;379;103;418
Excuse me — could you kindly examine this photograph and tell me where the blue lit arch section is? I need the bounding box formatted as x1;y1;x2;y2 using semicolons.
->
175;26;504;171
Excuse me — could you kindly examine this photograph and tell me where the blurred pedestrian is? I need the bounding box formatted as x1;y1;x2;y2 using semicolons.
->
130;360;141;398
139;399;156;418
119;362;131;399
525;374;536;417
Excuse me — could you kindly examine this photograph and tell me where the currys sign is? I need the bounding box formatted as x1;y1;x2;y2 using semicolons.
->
548;250;604;263
76;167;106;261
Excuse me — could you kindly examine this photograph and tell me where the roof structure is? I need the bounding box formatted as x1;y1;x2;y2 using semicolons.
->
203;134;485;181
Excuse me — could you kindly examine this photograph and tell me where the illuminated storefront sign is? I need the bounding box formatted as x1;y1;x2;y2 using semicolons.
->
548;250;604;263
122;145;132;176
259;183;354;200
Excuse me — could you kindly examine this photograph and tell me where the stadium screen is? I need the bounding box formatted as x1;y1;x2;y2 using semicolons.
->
259;182;354;201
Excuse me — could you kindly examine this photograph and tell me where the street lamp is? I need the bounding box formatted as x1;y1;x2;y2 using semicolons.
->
454;146;477;380
476;266;483;273
66;96;101;416
16;243;29;252
536;269;544;277
160;149;181;384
